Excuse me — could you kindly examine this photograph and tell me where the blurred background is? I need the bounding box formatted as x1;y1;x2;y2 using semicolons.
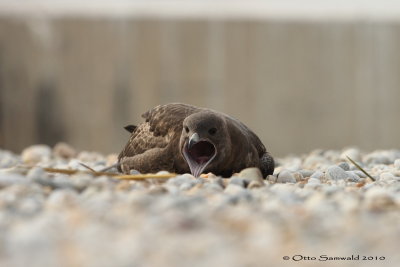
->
1;0;400;157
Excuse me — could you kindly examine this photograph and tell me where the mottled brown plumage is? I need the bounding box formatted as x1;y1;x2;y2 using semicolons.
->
118;103;274;177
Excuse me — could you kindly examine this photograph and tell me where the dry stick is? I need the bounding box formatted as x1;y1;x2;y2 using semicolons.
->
43;167;177;180
346;155;376;181
79;163;97;173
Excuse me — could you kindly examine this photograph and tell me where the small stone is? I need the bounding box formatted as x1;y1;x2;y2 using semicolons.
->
148;185;168;195
325;166;349;180
229;177;246;187
394;159;400;169
298;170;314;178
276;170;296;183
53;142;76;159
310;171;324;180
167;174;196;187
208;177;225;189
202;183;224;192
379;172;396;181
130;169;141;175
364;151;392;165
292;172;304;182
364;187;396;210
21;145;52;164
179;182;196;191
267;175;277;183
346;171;360;182
224;184;246;194
307;178;321;184
0;150;19;168
338;162;350;171
353;170;367;178
27;167;48;180
238;167;264;183
248;180;264;189
0;173;27;187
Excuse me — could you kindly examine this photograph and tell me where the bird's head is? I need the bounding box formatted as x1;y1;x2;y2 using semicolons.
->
180;111;229;177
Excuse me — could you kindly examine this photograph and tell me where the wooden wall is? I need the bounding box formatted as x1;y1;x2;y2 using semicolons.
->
1;6;400;156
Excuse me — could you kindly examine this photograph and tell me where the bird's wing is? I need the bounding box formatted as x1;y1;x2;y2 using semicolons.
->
119;103;200;160
118;123;167;159
142;103;200;137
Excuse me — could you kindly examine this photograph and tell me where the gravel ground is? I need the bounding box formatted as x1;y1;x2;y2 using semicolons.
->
1;143;400;267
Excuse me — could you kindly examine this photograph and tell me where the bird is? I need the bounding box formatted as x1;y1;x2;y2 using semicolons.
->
118;103;274;178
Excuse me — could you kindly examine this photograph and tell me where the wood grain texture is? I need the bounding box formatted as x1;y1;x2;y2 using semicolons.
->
1;17;400;156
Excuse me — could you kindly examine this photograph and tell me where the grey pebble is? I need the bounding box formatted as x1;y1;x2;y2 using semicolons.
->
276;170;296;183
0;173;28;187
167;174;196;187
353;170;367;178
338;162;350;171
179;181;196;191
229;177;247;187
0;150;20;168
325;166;349;180
298;170;314;178
203;183;224;192
346;171;360;182
310;171;324;180
224;183;246;194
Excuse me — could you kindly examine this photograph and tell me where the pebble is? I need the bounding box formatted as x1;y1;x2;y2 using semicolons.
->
325;166;349;180
310;170;324;180
267;175;277;183
379;172;396;182
229;177;246;187
276;170;296;183
298;169;314;178
364;187;396;210
394;159;400;169
224;184;246;194
247;180;264;189
338;162;350;171
0;173;27;187
53;142;76;159
21;145;51;164
0;150;19;168
345;171;360;182
292;172;304;182
238;167;264;183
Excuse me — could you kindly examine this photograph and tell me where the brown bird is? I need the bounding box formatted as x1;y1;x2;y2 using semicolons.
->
118;103;274;178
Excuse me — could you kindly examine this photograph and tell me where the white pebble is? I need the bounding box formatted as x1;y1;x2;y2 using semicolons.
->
394;159;400;169
21;145;51;164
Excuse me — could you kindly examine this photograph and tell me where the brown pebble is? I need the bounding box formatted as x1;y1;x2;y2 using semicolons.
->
53;142;77;159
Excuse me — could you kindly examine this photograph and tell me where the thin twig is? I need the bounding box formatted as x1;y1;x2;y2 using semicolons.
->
346;156;376;181
43;167;177;180
79;163;97;173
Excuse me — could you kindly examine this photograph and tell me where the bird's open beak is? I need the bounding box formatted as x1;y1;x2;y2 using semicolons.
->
183;132;216;178
188;133;200;149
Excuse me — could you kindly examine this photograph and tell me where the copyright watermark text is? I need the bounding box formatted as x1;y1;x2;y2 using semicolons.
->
283;255;386;261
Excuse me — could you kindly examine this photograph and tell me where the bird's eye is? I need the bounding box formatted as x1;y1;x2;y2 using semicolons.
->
184;126;189;133
208;127;217;135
